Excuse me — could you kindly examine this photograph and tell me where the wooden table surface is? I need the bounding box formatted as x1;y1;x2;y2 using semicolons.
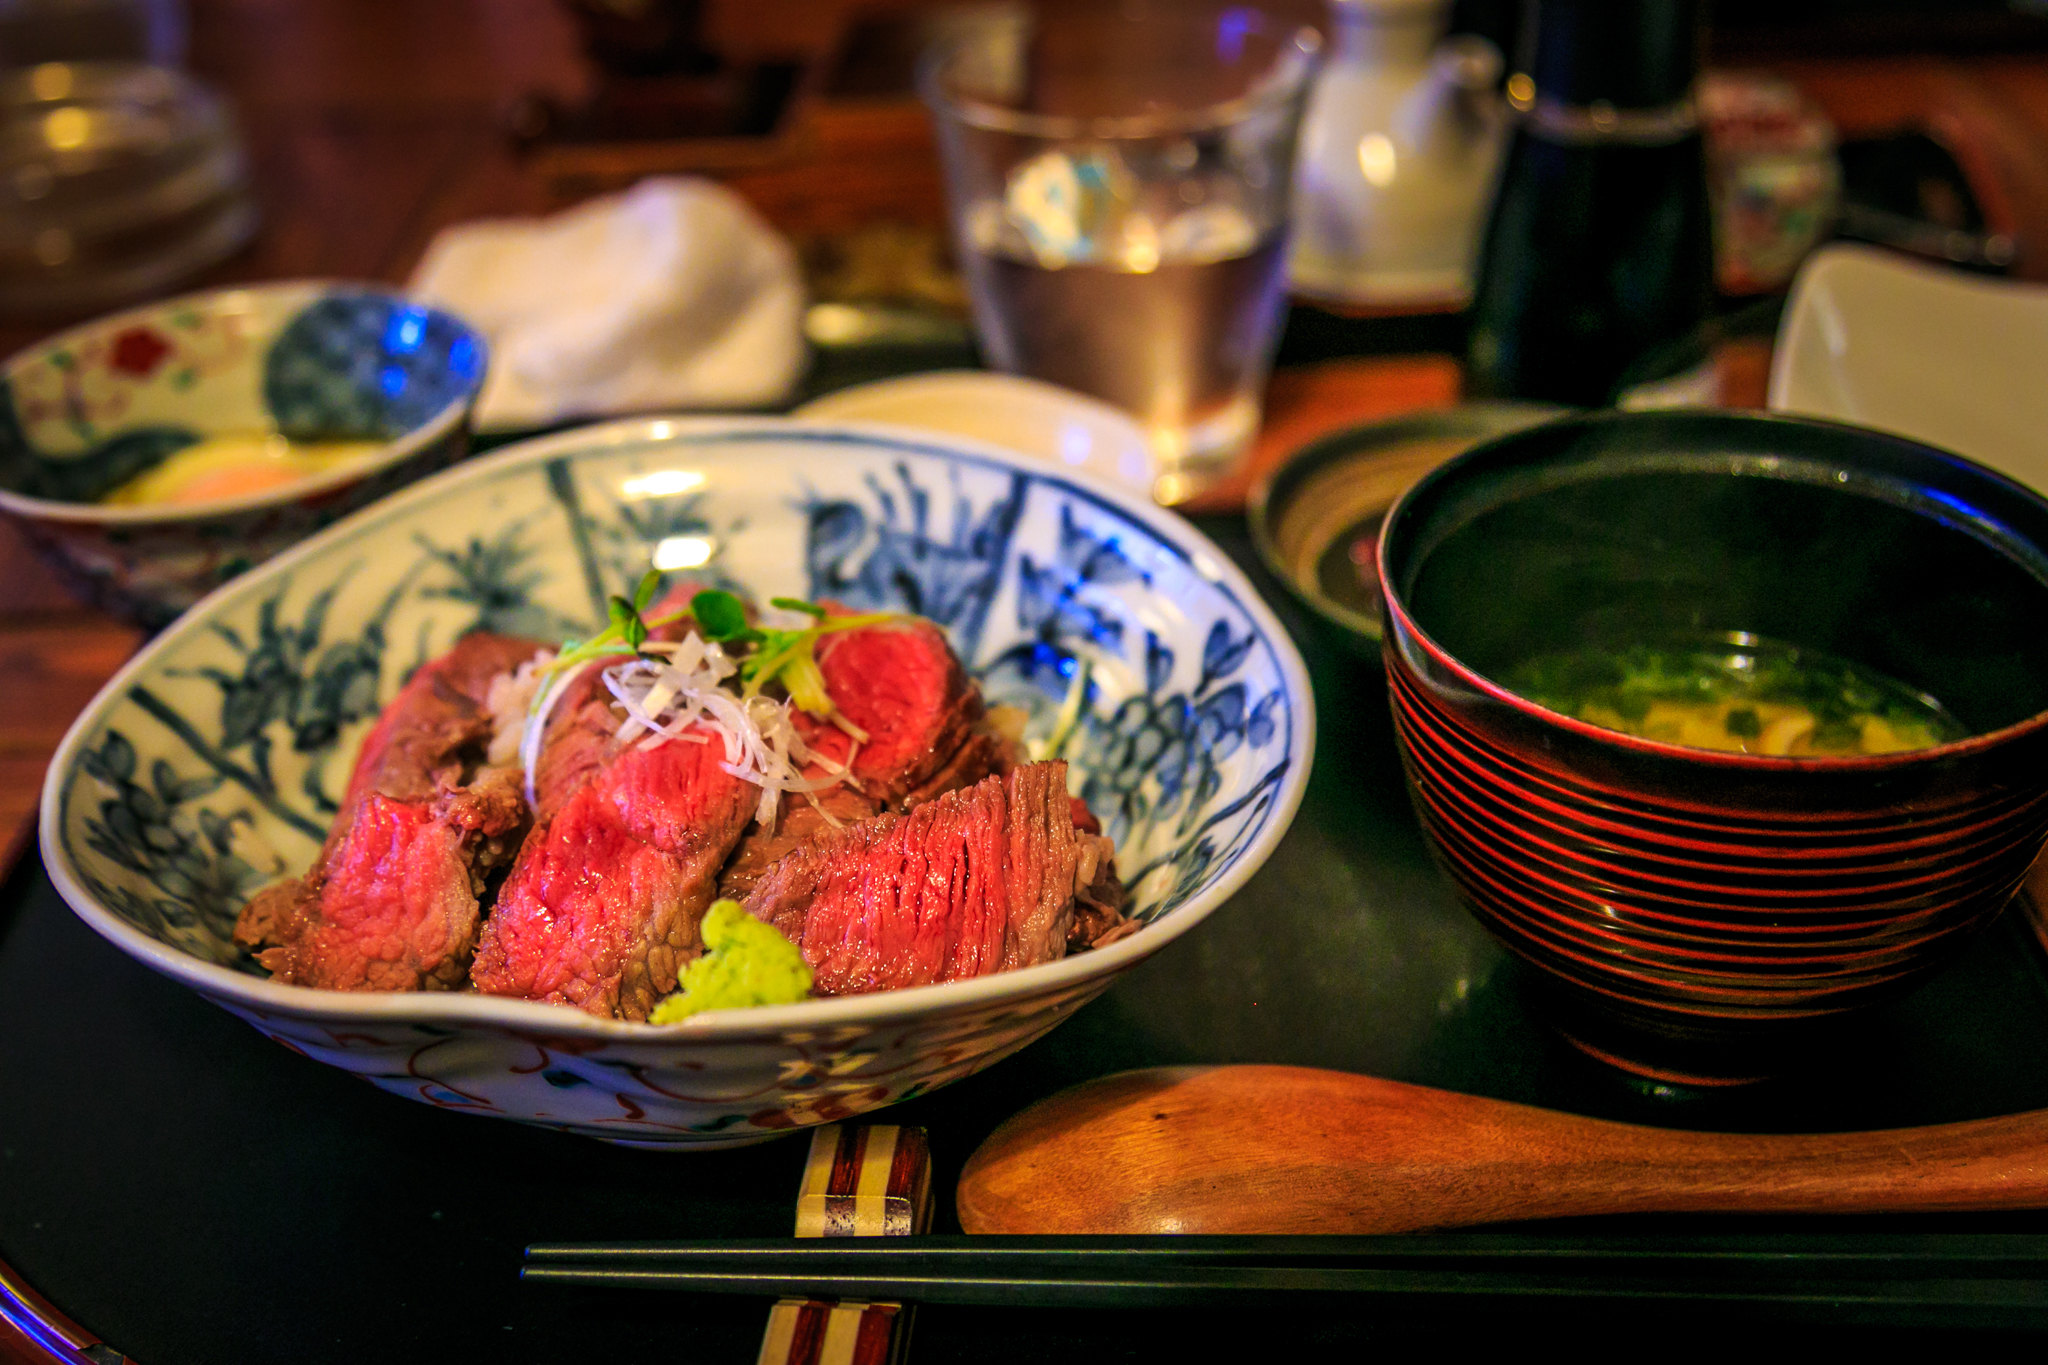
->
8;0;2048;886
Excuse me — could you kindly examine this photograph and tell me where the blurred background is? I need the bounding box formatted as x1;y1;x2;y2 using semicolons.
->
7;0;2048;350
7;0;2048;337
7;0;2048;775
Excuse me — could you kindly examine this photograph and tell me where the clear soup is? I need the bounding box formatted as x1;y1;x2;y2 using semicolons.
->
1504;636;1967;757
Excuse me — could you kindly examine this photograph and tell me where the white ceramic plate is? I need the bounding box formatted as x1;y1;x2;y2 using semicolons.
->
796;371;1157;500
1770;244;2048;494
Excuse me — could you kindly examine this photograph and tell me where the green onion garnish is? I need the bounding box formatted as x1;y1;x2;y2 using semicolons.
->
688;589;899;719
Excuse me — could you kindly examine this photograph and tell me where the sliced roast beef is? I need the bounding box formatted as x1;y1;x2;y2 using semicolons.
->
468;724;758;1018
713;786;882;900
525;586;703;822
233;631;542;991
469;589;764;1020
742;761;1123;995
716;617;1014;900
809;619;981;796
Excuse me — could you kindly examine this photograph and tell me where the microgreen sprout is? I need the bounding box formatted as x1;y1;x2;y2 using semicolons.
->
542;569;682;680
689;589;899;723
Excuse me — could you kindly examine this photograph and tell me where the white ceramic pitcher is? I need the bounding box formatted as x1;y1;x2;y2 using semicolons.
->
1288;0;1505;308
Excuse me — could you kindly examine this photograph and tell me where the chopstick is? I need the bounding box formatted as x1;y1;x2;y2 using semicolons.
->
522;1235;2048;1314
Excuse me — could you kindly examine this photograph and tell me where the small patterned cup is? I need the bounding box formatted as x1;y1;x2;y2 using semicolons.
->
0;281;485;628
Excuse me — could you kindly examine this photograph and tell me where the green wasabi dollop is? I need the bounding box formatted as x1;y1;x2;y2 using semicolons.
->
648;899;812;1023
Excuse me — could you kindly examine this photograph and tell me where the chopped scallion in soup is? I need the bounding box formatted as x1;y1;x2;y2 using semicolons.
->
1504;637;1966;757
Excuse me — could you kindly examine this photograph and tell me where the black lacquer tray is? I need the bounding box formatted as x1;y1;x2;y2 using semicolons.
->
5;518;2048;1362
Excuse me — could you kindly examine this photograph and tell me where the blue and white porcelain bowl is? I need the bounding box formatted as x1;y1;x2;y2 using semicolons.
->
42;417;1314;1148
0;281;485;628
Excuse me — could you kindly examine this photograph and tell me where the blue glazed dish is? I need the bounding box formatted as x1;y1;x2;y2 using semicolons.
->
41;417;1315;1147
0;281;486;628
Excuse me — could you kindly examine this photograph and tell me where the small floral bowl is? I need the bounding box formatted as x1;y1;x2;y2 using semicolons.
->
0;281;486;628
42;418;1313;1148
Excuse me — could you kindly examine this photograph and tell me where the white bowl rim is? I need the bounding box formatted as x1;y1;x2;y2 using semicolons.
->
794;371;1156;495
41;413;1317;1040
0;279;486;526
794;369;1148;428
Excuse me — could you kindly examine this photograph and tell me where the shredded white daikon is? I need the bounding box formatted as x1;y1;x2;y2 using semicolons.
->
486;649;555;768
511;629;857;827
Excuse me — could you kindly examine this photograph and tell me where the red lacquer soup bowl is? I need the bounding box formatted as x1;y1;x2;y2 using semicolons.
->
1377;410;2048;1084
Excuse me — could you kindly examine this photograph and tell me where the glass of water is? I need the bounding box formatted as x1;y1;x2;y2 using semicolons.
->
920;3;1320;504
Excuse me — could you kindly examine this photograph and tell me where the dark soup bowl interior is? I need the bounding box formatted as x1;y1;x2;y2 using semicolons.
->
1377;410;2048;1085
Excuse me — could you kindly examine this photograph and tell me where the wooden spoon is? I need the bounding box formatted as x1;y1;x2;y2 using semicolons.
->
956;1065;2048;1235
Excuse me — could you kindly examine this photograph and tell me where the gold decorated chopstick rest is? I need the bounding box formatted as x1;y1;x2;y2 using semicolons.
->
760;1123;931;1365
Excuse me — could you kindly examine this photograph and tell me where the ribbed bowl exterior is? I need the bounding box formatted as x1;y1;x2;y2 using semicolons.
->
1375;410;2048;1083
1383;631;2048;1081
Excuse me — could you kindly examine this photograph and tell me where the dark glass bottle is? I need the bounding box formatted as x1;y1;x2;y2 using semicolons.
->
1464;0;1715;404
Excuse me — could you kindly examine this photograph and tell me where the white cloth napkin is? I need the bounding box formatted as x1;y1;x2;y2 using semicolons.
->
408;177;806;430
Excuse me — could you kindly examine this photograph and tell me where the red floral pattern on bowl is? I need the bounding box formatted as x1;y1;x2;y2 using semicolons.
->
108;325;173;378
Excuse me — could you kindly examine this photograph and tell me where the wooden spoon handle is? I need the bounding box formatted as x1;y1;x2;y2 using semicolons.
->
957;1066;2048;1235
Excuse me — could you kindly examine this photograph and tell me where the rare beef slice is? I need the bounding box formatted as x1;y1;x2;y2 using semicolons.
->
741;762;1123;995
716;618;1013;899
469;724;758;1020
232;631;543;991
469;589;763;1020
525;584;706;823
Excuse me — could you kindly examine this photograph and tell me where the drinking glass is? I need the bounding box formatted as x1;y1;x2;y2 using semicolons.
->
921;3;1321;504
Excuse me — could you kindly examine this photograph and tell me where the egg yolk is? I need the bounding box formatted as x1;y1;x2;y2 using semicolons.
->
102;433;386;507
